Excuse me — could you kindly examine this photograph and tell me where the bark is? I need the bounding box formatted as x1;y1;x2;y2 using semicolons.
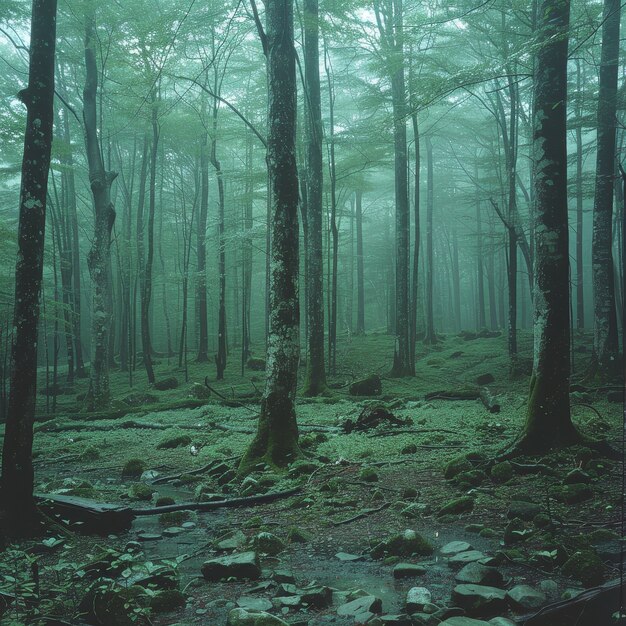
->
424;136;436;344
574;59;585;329
302;0;327;395
83;9;118;412
590;0;621;380
355;189;365;335
0;0;58;528
409;114;420;364
516;0;579;453
476;192;486;330
452;227;461;331
240;0;302;472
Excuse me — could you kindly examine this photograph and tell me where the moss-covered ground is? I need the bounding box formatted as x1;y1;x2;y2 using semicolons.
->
0;329;622;625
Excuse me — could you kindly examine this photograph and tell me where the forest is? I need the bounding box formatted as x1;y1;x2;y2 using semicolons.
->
0;0;624;624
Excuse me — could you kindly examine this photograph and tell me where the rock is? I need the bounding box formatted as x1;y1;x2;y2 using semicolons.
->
441;541;473;556
273;570;295;584
79;584;147;626
226;608;288;626
153;377;179;391
123;392;158;406
215;530;247;551
349;374;382;396
555;483;593;504
201;552;261;581
488;619;516;626
237;597;273;612
447;551;487;569
393;563;427;578
371;529;434;559
375;615;413;625
438;496;474;516
506;585;546;611
406;587;431;612
401;503;431;518
274;596;302;609
251;532;285;556
401;443;418;454
360;467;379;482
335;552;364;562
507;500;541;521
455;470;487;488
444;456;473;480
137;532;162;541
563;469;592;484
476;374;495;386
150;589;186;613
539;580;558;596
455;563;504;588
122;458;147;478
490;462;514;484
439;616;489;626
451;584;507;616
561;550;605;587
246;357;266;371
162;527;185;537
503;518;529;544
190;382;211;399
337;595;383;618
300;585;332;608
157;434;192;449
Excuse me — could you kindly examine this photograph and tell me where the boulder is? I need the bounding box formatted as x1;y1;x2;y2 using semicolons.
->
440;619;490;626
154;377;179;391
438;496;474;516
371;529;434;559
251;532;285;556
476;374;495;386
337;595;383;618
349;374;382;396
507;500;541;521
237;597;273;612
190;382;211;399
123;392;158;406
393;563;427;579
441;541;473;556
447;550;487;569
246;357;266;371
451;584;507;616
488;619;517;626
201;552;261;581
455;563;504;588
506;585;546;611
226;608;288;626
406;587;431;612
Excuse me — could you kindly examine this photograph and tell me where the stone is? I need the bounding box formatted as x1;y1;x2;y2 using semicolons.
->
441;541;473;556
561;550;605;587
438;496;474;516
488;619;517;626
490;462;514;484
444;456;473;480
506;585;546;611
150;589;186;613
190;382;211;399
237;597;273;612
300;585;332;608
162;527;185;537
349;374;382;396
246;357;266;371
439;615;489;626
251;532;285;556
273;570;295;584
335;552;364;562
393;563;427;578
507;500;541;521
201;552;261;581
274;596;301;609
137;532;162;541
123;392;158;406
216;530;247;551
406;587;431;612
376;615;412;625
153;377;179;391
448;550;487;568
455;563;504;588
476;373;495;386
226;608;288;626
337;595;383;618
371;529;433;559
451;584;507;616
503;518;529;544
539;580;558;596
555;483;594;504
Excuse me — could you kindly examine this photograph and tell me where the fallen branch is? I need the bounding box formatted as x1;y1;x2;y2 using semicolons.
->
332;502;391;526
151;457;239;485
367;428;459;438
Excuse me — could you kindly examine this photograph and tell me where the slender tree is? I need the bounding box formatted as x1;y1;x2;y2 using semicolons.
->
240;0;301;472
590;0;621;380
0;0;58;530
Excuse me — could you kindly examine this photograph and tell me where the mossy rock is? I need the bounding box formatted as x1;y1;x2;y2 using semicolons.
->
150;589;186;613
360;467;379;482
533;513;552;529
370;529;433;559
80;584;148;626
437;496;474;516
159;511;190;526
561;550;605;587
286;527;310;543
401;443;418;454
349;374;382;396
504;518;530;544
554;483;594;504
443;455;473;480
246;357;266;371
129;483;155;501
157;434;192;450
122;458;147;478
80;445;101;462
288;460;319;477
155;496;175;507
490;461;514;484
454;469;487;488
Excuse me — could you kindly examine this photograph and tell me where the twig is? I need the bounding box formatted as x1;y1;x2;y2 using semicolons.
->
332;502;391;526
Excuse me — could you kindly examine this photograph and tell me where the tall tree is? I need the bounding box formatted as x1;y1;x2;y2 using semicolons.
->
0;0;58;530
355;189;365;336
302;0;327;395
240;0;301;472
424;135;436;344
83;6;118;411
513;0;578;453
590;0;621;380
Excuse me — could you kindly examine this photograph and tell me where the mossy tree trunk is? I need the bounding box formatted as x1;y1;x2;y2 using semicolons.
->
515;0;579;453
424;135;437;345
240;0;301;473
302;0;327;396
1;0;58;530
83;8;118;411
590;0;621;380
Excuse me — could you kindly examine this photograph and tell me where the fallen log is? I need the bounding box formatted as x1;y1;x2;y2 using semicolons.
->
516;578;625;625
425;389;480;401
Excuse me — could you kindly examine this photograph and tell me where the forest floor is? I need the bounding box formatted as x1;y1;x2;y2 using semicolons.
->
0;329;623;626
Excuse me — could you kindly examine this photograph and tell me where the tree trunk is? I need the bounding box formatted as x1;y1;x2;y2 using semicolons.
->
424;136;436;344
356;189;365;336
574;59;585;330
516;0;579;453
410;114;420;364
83;9;118;411
590;0;621;380
0;0;58;529
302;0;327;395
240;0;301;473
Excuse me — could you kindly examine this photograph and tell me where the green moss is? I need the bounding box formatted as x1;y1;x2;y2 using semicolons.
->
562;550;605;587
80;445;101;462
490;461;514;484
158;511;190;526
122;458;146;478
554;483;594;504
533;513;552;529
156;434;192;449
443;455;473;480
359;467;379;482
370;529;433;559
437;496;474;516
155;497;175;507
454;469;487;488
150;589;186;613
128;483;155;501
287;527;310;543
